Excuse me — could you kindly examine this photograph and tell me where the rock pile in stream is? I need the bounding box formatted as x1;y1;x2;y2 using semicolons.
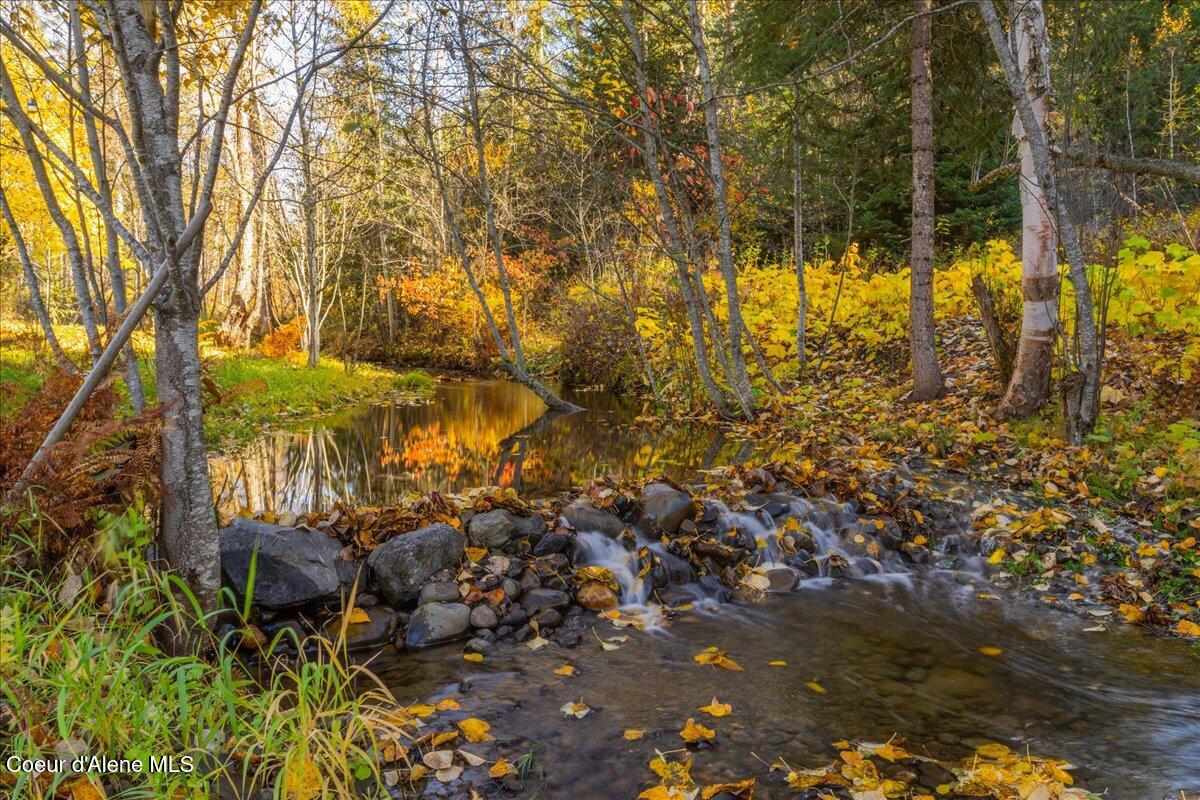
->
216;471;973;657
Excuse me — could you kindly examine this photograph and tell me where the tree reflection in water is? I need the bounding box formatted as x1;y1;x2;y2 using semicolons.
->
210;378;759;513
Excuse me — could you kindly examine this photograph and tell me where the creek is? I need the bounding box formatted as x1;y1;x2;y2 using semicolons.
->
211;377;1200;798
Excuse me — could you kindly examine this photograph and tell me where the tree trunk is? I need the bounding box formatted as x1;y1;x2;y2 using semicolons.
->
971;274;1016;383
688;0;755;418
616;0;733;418
793;84;807;371
981;0;1101;441
908;0;945;401
993;0;1058;419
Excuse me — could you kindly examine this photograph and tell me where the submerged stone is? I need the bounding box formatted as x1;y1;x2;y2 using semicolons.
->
637;481;697;536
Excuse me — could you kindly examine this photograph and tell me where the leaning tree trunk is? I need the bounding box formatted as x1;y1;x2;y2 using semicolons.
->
688;0;755;419
993;0;1058;419
908;0;946;401
615;0;734;418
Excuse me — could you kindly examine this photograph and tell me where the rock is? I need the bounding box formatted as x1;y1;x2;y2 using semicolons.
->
648;550;695;587
637;481;696;536
367;523;465;605
403;602;471;648
520;588;570;615
418;581;461;606
324;606;398;652
494;625;513;639
518;569;541;592
576;581;618;611
533;608;562;628
560;498;625;538
532;531;573;556
469;604;498;629
499;607;529;628
464;637;497;655
765;568;799;591
512;624;532;643
219;519;347;610
355;593;379;607
468;509;538;553
502;578;522;600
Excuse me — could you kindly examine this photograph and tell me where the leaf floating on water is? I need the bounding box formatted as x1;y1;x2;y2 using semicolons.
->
436;698;460;711
463;652;484;662
458;717;492;743
698;697;731;717
407;703;437;718
679;718;716;743
768;660;787;666
694;646;743;670
805;680;826;694
435;764;463;783
554;663;577;677
624;728;645;740
430;731;458;746
979;646;1002;657
1176;619;1200;637
489;758;513;778
457;749;486;767
422;750;454;770
700;779;755;798
560;699;591;718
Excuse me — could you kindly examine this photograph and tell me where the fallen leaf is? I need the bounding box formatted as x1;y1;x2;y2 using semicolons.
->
624;728;646;740
694;646;743;670
344;607;371;624
436;698;460;711
463;653;484;663
422;750;454;770
701;779;755;798
698;697;732;717
458;749;486;767
1176;619;1200;637
561;700;591;718
489;758;513;778
680;718;716;743
435;764;463;782
768;660;787;666
465;547;487;563
458;718;493;743
979;646;1002;657
554;663;577;677
805;680;826;694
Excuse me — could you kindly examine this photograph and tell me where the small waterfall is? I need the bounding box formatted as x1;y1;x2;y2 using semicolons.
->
573;531;649;607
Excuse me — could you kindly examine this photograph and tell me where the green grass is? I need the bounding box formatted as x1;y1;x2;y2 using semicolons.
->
0;508;415;799
202;353;427;451
0;322;434;452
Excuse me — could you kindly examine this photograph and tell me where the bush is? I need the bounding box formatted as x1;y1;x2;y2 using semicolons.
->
258;316;305;359
557;296;639;391
397;369;436;392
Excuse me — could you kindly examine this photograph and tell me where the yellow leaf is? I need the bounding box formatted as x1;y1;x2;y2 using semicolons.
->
805;680;826;694
68;779;106;800
283;754;321;800
1176;619;1200;637
436;698;460;711
694;646;743;670
979;646;1002;657
680;718;716;743
768;660;787;666
465;547;488;563
561;699;591;718
406;703;436;718
554;663;577;677
458;717;493;743
489;758;513;778
701;779;755;798
698;697;732;717
987;549;1005;565
463;652;484;663
345;607;371;624
624;728;646;740
1118;603;1145;623
430;731;458;746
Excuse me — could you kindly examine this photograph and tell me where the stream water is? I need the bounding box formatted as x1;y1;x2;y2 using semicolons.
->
212;377;1200;798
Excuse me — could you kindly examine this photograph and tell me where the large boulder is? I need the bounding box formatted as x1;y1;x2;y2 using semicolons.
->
404;602;471;648
637;481;697;536
468;510;544;553
560;498;625;538
367;523;465;605
219;519;349;610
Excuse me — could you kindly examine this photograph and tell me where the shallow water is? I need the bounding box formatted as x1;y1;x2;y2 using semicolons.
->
373;576;1200;799
211;377;757;513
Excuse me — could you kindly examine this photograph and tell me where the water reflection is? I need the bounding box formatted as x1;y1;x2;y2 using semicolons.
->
210;378;758;513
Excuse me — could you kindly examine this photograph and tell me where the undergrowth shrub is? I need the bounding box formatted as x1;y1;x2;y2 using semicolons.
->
0;512;414;799
258;316;305;359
